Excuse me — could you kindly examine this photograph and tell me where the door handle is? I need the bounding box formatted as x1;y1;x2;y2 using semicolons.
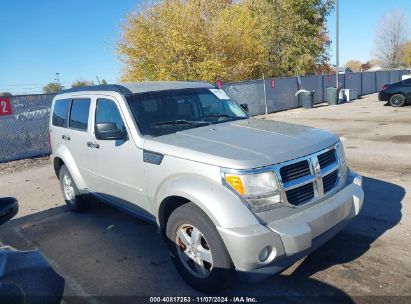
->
62;135;71;141
87;142;100;149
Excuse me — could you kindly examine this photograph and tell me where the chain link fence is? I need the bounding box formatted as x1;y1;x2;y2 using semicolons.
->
0;69;410;163
0;94;55;163
223;69;410;116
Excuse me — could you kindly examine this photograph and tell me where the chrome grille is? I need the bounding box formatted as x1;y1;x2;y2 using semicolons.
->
280;160;311;183
318;149;336;168
276;146;340;207
285;183;314;206
323;170;338;193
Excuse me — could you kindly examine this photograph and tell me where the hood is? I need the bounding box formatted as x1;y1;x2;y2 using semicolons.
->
144;118;339;169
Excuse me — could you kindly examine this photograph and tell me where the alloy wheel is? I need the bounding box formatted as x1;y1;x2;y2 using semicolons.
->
63;174;75;201
175;224;213;278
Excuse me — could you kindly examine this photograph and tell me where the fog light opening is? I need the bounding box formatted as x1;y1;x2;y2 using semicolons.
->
258;246;272;262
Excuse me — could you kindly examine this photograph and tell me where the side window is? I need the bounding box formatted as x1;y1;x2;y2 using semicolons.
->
69;99;91;131
52;99;70;127
95;99;126;132
403;79;411;86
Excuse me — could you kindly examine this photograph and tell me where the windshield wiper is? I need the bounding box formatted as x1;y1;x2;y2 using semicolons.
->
202;114;238;119
151;120;209;127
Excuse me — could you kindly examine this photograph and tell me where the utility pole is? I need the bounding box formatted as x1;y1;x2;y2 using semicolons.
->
336;0;339;89
96;76;101;85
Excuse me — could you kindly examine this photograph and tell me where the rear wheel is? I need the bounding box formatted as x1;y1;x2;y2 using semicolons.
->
166;203;234;292
59;165;87;212
389;94;406;107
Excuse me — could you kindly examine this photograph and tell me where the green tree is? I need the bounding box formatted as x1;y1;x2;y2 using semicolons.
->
72;80;94;88
247;0;333;77
43;83;64;93
101;79;108;85
0;92;12;97
117;0;333;82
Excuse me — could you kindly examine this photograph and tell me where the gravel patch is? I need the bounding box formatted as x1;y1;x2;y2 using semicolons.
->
0;156;51;176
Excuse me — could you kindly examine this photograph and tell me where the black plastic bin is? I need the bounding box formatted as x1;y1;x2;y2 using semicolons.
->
325;87;338;105
299;90;315;109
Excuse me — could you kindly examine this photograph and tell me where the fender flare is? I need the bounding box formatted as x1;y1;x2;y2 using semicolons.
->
52;145;87;191
154;174;259;229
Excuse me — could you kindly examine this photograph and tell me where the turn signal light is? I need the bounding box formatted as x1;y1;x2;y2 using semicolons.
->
225;175;245;195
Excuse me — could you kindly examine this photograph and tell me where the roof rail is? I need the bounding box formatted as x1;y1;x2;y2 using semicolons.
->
60;84;132;96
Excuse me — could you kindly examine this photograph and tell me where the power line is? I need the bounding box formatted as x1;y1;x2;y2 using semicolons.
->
0;81;72;87
1;86;50;91
1;78;116;94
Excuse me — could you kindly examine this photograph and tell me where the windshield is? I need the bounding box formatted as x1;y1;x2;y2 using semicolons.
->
126;88;249;137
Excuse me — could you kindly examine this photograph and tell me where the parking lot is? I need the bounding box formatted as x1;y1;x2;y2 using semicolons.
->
0;93;410;303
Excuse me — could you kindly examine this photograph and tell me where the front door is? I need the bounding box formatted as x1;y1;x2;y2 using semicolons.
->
87;97;151;217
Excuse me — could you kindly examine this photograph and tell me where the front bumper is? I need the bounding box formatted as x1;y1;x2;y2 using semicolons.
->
217;171;364;282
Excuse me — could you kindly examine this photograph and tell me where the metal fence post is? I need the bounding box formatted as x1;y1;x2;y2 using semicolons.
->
262;75;268;115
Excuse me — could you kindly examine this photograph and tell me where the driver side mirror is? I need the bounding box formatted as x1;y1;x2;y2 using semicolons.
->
0;197;18;226
240;103;249;113
95;122;127;141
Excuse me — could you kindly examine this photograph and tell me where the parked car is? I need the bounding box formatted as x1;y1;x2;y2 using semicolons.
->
49;81;364;292
378;78;411;107
0;197;64;303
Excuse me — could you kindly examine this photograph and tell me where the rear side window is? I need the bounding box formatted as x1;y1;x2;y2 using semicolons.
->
95;99;125;132
52;99;70;127
69;99;91;131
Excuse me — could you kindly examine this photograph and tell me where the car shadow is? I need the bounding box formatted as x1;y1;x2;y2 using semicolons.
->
384;101;411;107
293;175;403;274
0;176;404;303
229;176;404;298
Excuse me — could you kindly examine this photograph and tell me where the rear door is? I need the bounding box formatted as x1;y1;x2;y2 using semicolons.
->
50;99;71;151
86;97;151;217
65;98;93;184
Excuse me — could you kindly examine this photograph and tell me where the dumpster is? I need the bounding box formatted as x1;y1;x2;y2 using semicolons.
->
296;90;315;109
341;88;358;102
325;87;338;105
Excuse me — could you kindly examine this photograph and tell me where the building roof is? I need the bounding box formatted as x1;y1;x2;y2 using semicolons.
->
367;65;384;71
60;81;213;96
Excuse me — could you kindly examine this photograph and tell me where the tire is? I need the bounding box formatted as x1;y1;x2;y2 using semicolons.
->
389;94;406;107
165;203;234;292
58;165;87;212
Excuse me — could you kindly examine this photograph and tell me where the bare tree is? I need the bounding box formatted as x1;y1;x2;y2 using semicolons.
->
373;10;408;68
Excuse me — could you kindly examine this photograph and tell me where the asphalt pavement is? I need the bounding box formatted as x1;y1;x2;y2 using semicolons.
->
0;93;410;303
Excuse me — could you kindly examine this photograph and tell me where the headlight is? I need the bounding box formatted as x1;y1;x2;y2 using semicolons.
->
222;170;281;212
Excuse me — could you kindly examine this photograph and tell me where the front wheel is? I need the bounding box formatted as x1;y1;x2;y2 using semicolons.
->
389;94;406;107
166;203;234;292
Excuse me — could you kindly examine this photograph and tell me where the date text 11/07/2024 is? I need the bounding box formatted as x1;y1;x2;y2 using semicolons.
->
149;297;258;303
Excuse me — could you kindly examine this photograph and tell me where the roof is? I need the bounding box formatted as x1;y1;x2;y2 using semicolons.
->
60;81;214;96
367;65;384;71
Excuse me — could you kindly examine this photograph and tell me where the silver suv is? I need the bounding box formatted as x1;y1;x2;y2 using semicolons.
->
49;81;364;292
